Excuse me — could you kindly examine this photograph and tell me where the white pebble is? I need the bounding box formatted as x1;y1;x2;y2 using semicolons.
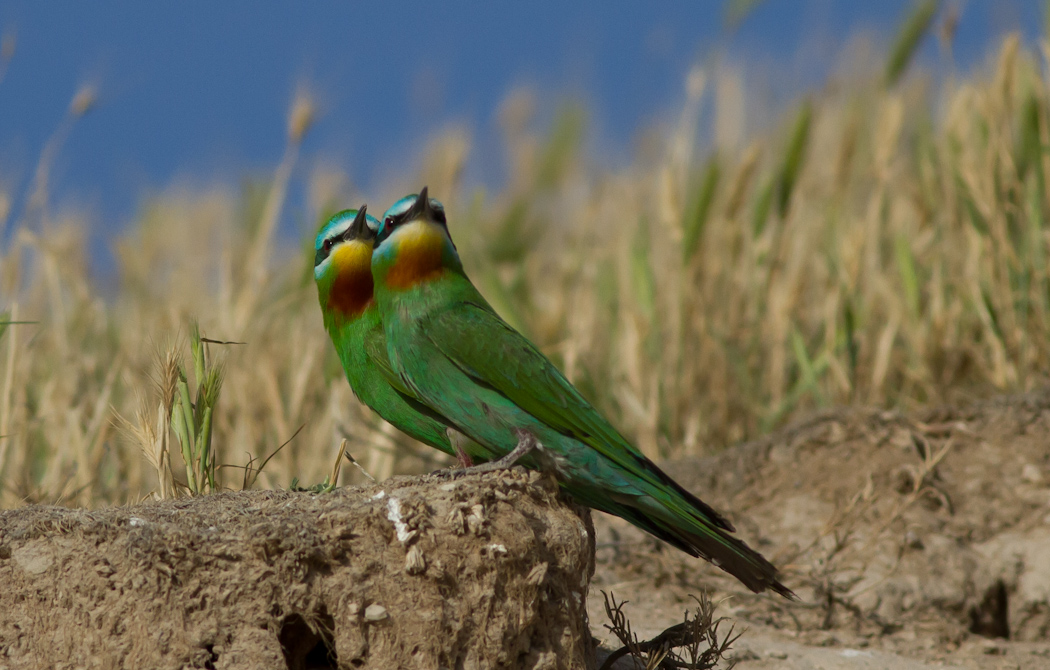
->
1022;463;1043;484
364;604;388;621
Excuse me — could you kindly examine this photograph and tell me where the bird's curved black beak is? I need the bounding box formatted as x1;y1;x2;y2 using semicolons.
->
407;186;434;222
345;205;374;242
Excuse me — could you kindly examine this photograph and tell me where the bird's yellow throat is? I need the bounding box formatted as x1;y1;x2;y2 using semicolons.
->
327;240;375;317
384;220;448;290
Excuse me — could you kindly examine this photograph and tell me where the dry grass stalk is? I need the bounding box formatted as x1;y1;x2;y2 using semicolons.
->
1;34;1048;505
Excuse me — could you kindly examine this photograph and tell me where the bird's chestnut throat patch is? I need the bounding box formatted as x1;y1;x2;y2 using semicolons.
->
382;221;449;290
326;241;375;318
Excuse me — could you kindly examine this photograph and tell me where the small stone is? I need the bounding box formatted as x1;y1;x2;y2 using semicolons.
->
466;504;486;535
811;631;837;647
405;545;427;575
980;639;1003;655
1022;463;1043;484
905;531;924;550
765;650;788;659
12;544;52;575
840;649;872;658
364;604;388;621
526;562;549;586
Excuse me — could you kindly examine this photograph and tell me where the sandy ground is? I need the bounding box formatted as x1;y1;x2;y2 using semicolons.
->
590;391;1050;668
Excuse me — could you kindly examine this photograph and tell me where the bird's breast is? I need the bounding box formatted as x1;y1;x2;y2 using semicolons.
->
327;242;375;318
384;222;449;290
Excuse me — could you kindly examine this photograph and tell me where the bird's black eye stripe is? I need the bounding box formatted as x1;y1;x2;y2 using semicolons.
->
377;214;404;246
314;236;336;267
376;198;447;246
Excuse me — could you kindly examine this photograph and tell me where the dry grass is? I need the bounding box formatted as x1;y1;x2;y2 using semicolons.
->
1;25;1049;506
600;591;740;669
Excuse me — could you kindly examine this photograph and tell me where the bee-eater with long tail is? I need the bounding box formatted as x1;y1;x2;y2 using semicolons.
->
314;207;480;465
371;188;793;597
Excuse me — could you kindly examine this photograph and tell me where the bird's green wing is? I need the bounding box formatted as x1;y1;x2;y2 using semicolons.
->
362;324;415;397
419;298;792;597
362;320;476;455
420;300;734;531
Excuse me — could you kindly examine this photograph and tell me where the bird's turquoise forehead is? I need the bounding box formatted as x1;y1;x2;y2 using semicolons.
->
383;196;415;220
314;209;379;249
382;194;445;220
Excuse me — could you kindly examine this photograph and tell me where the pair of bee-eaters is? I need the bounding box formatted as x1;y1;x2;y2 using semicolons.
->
313;188;792;598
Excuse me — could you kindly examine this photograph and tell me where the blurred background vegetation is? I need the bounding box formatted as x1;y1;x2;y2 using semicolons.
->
2;2;1050;505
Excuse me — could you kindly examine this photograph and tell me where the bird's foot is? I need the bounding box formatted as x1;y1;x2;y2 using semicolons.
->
446;427;475;468
430;430;538;479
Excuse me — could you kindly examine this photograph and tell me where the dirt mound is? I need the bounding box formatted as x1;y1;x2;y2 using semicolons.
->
0;469;595;670
4;392;1048;668
590;391;1050;667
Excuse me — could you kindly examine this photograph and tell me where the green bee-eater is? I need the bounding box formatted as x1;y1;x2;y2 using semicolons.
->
370;188;792;597
314;207;479;465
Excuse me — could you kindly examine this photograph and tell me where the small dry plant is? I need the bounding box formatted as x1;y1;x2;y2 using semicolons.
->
113;346;180;500
601;591;740;670
115;323;228;497
169;323;225;494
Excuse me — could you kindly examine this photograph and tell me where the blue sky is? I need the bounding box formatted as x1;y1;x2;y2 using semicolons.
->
0;0;1042;251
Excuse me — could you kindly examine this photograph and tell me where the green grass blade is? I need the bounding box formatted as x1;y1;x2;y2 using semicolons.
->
198;406;214;492
631;218;656;323
190;321;205;388
843;298;859;396
1026;174;1049;316
790;327;818;393
537;103;586;189
955;172;990;235
885;0;939;87
777;100;813;219
752;176;775;237
488;198;532;263
981;287;1004;340
171;393;197;494
1016;92;1042;180
683;156;721;263
895;235;921;318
